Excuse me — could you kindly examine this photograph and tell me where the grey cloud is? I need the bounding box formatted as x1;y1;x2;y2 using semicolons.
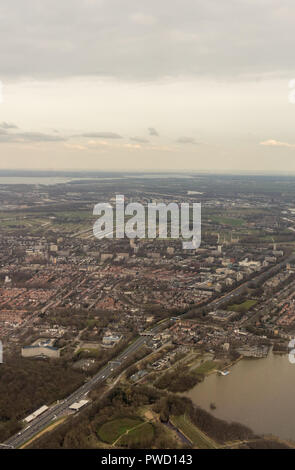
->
148;127;159;136
0;124;123;143
130;137;149;143
80;132;122;139
0;130;66;143
18;132;66;142
0;122;18;129
176;137;199;144
0;1;294;80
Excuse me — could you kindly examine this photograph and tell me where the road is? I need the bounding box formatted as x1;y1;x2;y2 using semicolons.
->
2;323;166;449
209;255;294;310
3;254;293;449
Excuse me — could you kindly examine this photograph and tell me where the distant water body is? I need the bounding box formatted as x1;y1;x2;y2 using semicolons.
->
184;352;295;442
0;174;192;185
0;177;75;185
0;176;125;185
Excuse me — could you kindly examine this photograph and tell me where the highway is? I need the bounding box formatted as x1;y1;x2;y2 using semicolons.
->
2;254;293;449
2;323;166;449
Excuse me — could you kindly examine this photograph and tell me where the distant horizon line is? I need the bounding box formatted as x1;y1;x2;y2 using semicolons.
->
1;168;295;177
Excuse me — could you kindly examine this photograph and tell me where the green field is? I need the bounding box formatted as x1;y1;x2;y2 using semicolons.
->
0;209;92;235
75;347;100;358
193;360;218;376
118;422;155;447
227;299;257;313
97;417;143;444
210;216;244;226
171;414;217;449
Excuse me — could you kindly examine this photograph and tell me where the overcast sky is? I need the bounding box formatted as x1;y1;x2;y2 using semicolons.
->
1;0;295;173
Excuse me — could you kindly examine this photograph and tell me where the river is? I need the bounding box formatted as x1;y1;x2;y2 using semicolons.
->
184;352;295;441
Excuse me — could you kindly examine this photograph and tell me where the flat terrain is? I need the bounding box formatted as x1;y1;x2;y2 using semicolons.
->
193;360;219;376
97;417;143;444
118;422;155;447
227;299;257;313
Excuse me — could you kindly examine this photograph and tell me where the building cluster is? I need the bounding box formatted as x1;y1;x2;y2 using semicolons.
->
1;178;295;368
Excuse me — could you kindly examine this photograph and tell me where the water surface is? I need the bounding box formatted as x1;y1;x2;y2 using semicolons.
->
185;352;295;441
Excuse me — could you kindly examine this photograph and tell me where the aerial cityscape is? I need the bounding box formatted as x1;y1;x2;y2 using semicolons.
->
1;171;295;450
0;0;295;460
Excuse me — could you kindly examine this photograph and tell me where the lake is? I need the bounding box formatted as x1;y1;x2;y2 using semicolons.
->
184;352;295;441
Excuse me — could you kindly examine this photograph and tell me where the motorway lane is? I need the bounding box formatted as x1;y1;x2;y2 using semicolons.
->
3;329;161;448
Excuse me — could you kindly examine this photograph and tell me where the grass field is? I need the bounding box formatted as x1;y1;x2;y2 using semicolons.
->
227;299;257;313
193;360;218;376
118;422;155;447
171;414;217;449
75;347;100;358
210;215;244;226
97;417;143;444
0;209;92;235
